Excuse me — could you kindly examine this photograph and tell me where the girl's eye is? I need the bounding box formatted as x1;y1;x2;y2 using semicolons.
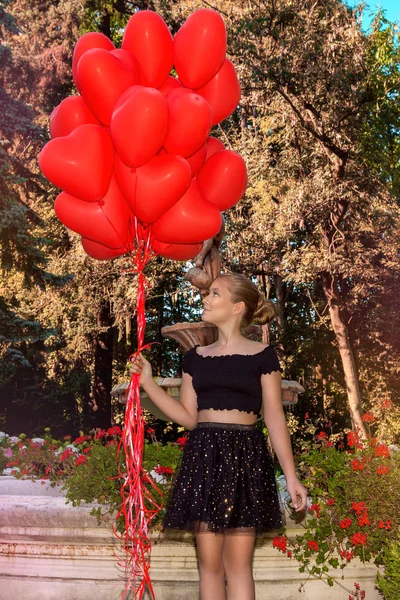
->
213;292;219;296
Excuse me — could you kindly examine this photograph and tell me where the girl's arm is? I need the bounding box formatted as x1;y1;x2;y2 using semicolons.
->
262;371;307;512
130;353;198;430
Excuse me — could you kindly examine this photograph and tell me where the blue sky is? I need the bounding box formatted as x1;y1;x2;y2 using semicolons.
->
347;0;400;30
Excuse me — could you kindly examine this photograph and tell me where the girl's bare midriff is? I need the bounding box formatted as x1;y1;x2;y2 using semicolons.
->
197;408;258;425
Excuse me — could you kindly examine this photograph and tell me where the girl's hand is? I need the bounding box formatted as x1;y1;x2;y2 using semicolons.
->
129;353;153;387
286;476;308;512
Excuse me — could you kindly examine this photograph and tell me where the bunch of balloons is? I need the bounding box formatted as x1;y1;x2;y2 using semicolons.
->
39;8;247;263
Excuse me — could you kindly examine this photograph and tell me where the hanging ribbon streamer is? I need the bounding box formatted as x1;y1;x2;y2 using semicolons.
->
113;221;164;600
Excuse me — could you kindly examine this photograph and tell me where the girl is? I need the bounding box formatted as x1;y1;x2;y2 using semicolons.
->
130;272;307;600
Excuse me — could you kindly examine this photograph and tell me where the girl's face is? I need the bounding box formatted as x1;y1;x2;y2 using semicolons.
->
201;278;244;326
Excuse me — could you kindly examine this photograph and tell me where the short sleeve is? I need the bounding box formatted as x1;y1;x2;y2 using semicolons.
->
182;347;196;376
260;346;283;375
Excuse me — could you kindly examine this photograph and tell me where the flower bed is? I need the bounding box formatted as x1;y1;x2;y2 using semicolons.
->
0;426;186;532
272;424;400;599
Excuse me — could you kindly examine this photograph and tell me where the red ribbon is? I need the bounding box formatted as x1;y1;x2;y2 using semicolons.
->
113;220;164;599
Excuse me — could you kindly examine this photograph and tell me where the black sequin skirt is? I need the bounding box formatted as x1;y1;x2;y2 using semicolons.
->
162;422;283;535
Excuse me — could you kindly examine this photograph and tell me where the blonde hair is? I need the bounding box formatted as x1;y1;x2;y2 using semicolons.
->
215;273;277;328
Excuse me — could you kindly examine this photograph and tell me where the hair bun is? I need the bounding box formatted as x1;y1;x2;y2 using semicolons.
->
252;295;277;325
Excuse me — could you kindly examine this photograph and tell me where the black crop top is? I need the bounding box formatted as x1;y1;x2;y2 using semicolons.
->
182;345;282;416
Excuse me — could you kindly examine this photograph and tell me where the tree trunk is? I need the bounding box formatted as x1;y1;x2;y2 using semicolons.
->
322;274;367;437
92;300;113;430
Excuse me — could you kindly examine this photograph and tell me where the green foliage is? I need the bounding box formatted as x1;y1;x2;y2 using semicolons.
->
376;540;400;600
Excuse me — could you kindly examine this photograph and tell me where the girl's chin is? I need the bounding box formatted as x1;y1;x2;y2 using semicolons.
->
201;311;217;325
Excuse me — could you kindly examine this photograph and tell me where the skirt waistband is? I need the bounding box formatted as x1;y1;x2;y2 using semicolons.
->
195;421;257;430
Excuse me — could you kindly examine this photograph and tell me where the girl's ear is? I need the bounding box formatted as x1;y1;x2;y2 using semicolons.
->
233;301;245;315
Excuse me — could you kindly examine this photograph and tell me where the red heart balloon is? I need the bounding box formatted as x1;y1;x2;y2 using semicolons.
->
50;96;100;138
164;90;212;157
152;239;202;260
196;150;247;211
174;9;226;89
122;10;173;88
159;75;183;96
196;59;241;125
205;136;225;160
113;85;143;113
110;49;140;76
152;180;222;244
110;87;168;167
186;144;207;176
54;176;131;248
114;154;137;211
77;48;139;125
81;237;130;260
72;32;115;87
135;154;191;223
39;124;114;202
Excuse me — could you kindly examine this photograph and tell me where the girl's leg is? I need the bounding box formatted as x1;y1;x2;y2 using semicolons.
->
222;532;256;600
195;525;226;600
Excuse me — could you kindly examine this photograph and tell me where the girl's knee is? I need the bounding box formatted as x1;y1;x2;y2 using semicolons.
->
198;559;225;577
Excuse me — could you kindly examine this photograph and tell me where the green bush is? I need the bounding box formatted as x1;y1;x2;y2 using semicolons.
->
376;540;400;600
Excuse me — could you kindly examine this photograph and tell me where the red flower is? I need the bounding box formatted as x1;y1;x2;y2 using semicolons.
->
96;430;106;439
350;532;367;546
361;413;375;423
307;540;319;552
107;426;122;437
73;435;91;445
327;498;336;506
177;436;188;447
374;444;389;458
21;469;29;475
75;455;87;467
45;466;51;475
287;550;292;558
272;536;287;553
350;458;365;471
376;465;389;475
304;412;309;419
146;428;156;435
340;550;354;561
385;520;392;531
347;431;362;449
351;501;367;516
64;435;72;441
6;460;20;467
325;441;333;448
357;512;371;527
316;431;327;440
309;503;321;518
106;440;117;447
339;518;352;529
61;448;73;461
154;465;174;476
379;398;393;410
83;446;92;454
378;519;385;529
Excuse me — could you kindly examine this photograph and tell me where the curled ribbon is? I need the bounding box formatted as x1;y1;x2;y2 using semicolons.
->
112;220;164;599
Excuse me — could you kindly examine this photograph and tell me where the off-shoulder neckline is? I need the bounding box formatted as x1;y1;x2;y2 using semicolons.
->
193;344;272;358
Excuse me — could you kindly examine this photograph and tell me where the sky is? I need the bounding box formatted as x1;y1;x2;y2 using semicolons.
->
347;0;400;30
